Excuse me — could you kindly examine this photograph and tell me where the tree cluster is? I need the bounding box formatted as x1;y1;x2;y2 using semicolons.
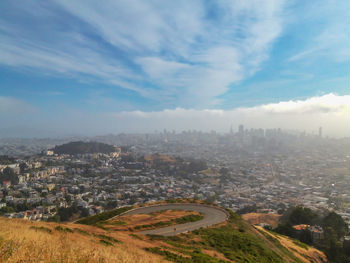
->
274;206;349;262
0;167;18;185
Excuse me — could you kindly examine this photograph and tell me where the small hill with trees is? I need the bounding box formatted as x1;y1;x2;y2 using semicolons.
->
274;206;349;262
52;141;116;155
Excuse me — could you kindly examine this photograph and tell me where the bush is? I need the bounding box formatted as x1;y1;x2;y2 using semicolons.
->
76;206;132;225
29;226;52;234
282;206;318;225
99;239;113;246
55;226;73;233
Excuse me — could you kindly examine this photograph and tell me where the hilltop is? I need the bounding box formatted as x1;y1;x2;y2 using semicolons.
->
0;201;327;263
51;141;116;155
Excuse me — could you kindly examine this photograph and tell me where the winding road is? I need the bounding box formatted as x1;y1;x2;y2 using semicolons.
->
121;203;228;236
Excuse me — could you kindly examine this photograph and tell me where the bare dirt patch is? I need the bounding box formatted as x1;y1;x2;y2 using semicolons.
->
242;213;281;227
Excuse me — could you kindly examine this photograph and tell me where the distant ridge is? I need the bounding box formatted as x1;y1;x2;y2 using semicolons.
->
52;141;115;155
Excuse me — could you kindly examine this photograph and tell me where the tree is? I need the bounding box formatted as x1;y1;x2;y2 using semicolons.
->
282;206;318;225
0;206;14;215
187;159;207;172
19;163;28;173
299;229;313;245
274;223;296;238
0;167;18;185
105;200;118;210
322;212;348;239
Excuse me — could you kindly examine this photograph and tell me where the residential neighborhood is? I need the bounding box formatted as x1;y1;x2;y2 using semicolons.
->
0;129;350;229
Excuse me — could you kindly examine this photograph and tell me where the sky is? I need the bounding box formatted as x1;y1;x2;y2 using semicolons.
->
1;0;350;137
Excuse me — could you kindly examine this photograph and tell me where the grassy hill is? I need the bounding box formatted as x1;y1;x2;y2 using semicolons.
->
0;203;327;263
52;141;116;155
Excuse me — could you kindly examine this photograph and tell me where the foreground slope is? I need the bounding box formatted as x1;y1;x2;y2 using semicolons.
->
0;217;166;263
0;203;327;263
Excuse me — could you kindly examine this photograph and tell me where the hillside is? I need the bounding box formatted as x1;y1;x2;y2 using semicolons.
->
52;141;116;155
0;203;327;263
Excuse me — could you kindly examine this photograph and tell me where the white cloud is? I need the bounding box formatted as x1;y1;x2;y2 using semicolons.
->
0;1;285;107
0;32;155;97
1;93;350;137
287;1;350;63
55;0;206;54
108;93;350;137
257;93;350;114
131;0;285;106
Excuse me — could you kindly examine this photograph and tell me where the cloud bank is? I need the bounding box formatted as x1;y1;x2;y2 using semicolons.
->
107;93;350;136
1;94;349;138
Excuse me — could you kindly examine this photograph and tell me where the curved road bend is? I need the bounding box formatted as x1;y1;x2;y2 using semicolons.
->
121;204;228;236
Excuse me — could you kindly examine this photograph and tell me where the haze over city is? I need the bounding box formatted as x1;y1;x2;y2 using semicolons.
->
1;1;350;137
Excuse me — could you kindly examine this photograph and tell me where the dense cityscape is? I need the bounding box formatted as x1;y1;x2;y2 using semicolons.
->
1;127;349;226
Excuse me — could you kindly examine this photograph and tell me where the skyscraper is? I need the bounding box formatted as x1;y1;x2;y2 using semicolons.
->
238;124;244;135
319;127;322;137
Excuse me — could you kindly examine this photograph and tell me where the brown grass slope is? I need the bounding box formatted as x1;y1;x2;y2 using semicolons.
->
0;206;327;263
0;217;168;263
255;226;327;263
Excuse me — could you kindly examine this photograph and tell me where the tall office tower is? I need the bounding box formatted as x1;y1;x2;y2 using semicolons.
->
319;127;323;137
238;124;244;134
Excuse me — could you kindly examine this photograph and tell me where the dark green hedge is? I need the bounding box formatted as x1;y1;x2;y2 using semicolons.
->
75;206;133;225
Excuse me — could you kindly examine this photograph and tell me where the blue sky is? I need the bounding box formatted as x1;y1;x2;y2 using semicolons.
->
1;1;350;137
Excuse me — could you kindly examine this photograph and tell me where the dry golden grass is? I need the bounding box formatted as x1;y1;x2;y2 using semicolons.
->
144;154;175;164
0;218;168;263
242;213;281;227
201;249;234;262
108;210;201;231
0;207;327;263
256;226;327;263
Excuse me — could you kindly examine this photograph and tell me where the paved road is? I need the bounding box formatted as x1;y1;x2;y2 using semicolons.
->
121;204;228;236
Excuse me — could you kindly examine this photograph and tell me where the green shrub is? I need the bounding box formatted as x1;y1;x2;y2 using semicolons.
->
55;226;73;233
130;234;143;240
29;226;52;234
99;239;113;246
198;225;284;263
76;206;132;225
95;234;121;243
174;214;203;224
